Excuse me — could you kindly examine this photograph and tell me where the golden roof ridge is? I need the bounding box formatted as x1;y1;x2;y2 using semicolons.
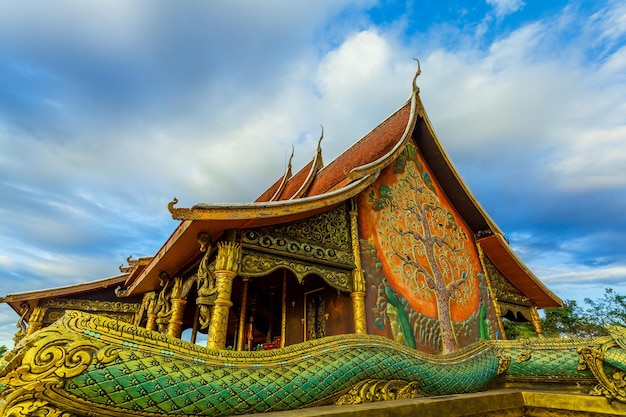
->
168;172;378;221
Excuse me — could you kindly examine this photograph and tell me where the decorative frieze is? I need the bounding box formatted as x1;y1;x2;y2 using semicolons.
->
241;204;354;268
240;249;352;292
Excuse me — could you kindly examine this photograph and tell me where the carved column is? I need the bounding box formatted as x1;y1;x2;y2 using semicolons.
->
167;298;187;338
167;277;186;338
236;277;249;351
350;200;367;334
530;306;544;338
207;240;241;350
167;276;197;338
26;305;45;336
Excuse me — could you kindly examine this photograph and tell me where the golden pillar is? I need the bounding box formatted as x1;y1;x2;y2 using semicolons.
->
350;199;367;334
207;240;240;350
351;292;367;334
530;306;544;338
236;277;250;351
167;299;187;338
165;277;187;338
146;308;158;331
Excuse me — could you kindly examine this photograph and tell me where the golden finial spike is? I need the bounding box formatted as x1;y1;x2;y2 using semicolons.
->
317;125;324;167
412;58;421;93
288;144;294;171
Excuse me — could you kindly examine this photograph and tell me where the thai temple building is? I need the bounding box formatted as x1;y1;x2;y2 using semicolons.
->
2;68;626;416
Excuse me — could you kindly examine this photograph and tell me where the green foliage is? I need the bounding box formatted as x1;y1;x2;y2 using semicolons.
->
0;345;6;357
584;287;626;328
505;288;622;339
541;300;605;338
502;319;535;339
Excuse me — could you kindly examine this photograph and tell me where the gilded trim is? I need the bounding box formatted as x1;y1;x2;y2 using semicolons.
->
168;173;378;221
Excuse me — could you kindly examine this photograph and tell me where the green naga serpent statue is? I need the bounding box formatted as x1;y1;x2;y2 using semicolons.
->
1;310;626;416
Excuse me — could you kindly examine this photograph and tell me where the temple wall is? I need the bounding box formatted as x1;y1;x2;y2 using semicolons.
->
358;141;502;353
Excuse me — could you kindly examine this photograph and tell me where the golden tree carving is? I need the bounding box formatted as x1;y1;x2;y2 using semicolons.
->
371;144;477;353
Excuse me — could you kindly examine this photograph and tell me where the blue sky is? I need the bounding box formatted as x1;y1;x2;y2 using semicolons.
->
1;0;625;348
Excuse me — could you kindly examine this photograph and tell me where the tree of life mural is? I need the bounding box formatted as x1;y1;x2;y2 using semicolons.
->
364;143;482;354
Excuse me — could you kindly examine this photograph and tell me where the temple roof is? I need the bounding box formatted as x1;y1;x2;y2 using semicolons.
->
0;274;129;319
115;69;561;308
478;234;561;308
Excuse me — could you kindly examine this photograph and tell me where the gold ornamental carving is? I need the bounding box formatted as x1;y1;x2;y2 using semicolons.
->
497;354;511;375
13;301;30;345
350;199;367;333
207;240;240;350
336;379;424;405
260;203;351;250
196;232;218;332
578;327;626;404
215;241;240;273
483;256;532;307
143;291;158;331
240;250;352;292
351;292;367;334
135;291;157;327
42;298;141;312
240;204;354;268
155;272;174;333
0;316;119;417
41;298;142;327
577;346;626;403
497;301;533;322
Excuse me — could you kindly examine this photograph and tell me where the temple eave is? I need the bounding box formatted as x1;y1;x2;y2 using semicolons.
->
169;173;377;221
478;233;563;308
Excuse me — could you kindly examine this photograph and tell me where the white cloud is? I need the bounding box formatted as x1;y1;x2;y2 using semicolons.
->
486;0;525;18
591;1;626;45
550;126;626;191
541;265;626;284
315;29;415;161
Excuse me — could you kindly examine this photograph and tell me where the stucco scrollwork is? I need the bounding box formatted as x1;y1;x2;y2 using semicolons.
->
240;250;352;292
241;204;354;268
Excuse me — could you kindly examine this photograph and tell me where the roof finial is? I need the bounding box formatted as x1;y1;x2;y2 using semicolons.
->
318;125;324;148
168;197;178;213
287;144;294;171
317;125;324;167
412;58;421;93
